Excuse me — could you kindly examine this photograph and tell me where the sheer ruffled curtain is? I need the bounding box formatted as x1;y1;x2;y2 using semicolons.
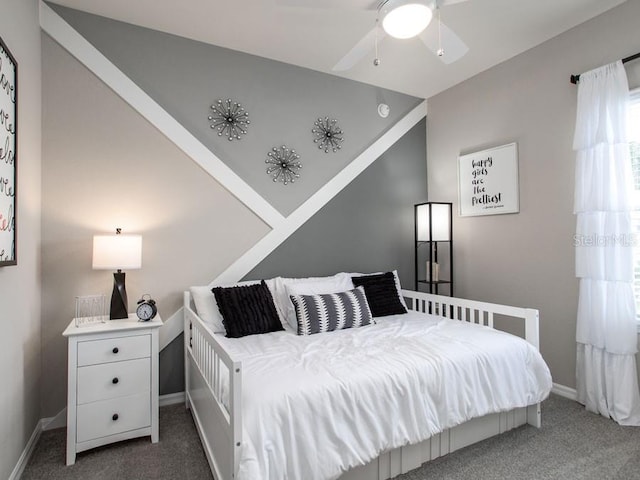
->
574;60;640;425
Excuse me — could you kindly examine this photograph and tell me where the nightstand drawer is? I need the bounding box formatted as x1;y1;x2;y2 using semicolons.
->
76;392;151;443
77;358;150;404
77;334;150;366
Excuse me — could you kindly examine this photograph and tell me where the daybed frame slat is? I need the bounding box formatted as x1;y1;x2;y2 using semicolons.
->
184;289;542;480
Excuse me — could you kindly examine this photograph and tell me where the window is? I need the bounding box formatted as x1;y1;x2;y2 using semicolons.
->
629;89;640;322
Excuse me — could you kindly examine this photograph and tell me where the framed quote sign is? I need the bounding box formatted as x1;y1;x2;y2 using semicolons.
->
0;36;16;266
458;142;519;217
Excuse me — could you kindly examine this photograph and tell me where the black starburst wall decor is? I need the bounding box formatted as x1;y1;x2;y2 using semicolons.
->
208;98;250;141
312;116;344;153
265;146;302;185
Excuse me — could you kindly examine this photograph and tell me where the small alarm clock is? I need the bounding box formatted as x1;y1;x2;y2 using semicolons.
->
136;294;157;322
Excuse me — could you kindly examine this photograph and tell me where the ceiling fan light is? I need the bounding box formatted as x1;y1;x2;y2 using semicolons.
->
382;3;433;39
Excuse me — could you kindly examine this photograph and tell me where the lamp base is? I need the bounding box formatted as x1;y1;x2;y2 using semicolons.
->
110;271;128;320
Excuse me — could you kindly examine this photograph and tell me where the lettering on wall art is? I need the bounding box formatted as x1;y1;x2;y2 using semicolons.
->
0;36;16;266
458;143;519;217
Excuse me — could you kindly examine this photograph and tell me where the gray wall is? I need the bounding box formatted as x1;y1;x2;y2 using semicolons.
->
247;118;427;287
40;7;423;413
159;121;427;396
49;4;421;216
0;0;42;477
426;0;640;389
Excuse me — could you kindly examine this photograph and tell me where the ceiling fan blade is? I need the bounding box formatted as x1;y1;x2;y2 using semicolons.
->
275;0;378;10
438;0;470;6
332;27;385;71
418;20;468;64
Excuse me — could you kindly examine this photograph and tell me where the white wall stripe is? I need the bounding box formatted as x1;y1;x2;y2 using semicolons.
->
161;101;425;347
39;1;284;229
212;101;428;285
159;307;184;350
39;0;427;350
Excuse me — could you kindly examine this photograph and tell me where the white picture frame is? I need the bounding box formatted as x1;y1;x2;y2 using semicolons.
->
458;142;519;217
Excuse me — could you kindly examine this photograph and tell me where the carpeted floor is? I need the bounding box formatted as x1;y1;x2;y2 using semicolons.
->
396;394;640;480
22;394;640;480
22;403;213;480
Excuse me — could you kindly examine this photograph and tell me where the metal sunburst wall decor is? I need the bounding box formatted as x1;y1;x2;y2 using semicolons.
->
208;98;250;141
312;116;344;153
265;145;302;185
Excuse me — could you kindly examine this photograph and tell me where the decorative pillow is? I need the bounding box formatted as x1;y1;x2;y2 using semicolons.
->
289;286;373;335
191;279;283;334
273;273;354;329
351;271;408;317
349;269;408;310
190;285;228;333
212;280;283;338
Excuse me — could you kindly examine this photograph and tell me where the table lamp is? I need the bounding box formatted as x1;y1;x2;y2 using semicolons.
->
92;228;142;320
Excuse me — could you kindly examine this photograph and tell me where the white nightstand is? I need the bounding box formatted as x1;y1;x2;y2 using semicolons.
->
62;314;163;465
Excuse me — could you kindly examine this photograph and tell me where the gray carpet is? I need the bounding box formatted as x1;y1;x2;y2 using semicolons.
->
396;394;640;480
22;394;640;480
22;403;213;480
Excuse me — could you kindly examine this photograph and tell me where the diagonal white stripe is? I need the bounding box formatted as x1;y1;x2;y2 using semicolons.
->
39;1;285;230
212;100;427;285
40;1;427;347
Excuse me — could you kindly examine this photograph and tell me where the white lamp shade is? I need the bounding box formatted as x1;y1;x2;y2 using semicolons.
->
382;2;433;39
92;234;142;270
417;204;450;242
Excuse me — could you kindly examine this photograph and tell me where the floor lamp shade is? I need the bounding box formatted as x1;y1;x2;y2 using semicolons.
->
415;202;453;296
93;233;142;319
416;203;451;242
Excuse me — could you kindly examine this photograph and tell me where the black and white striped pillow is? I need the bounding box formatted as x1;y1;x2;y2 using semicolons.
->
290;286;374;335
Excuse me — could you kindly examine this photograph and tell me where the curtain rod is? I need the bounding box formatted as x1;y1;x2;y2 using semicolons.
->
570;52;640;84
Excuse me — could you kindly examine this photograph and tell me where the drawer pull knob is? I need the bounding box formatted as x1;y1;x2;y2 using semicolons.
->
112;377;119;384
112;347;119;354
112;413;119;421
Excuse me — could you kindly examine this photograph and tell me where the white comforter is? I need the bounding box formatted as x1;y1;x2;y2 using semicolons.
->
215;311;552;480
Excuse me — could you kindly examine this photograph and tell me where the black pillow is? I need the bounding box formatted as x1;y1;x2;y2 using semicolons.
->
351;272;407;318
212;280;283;338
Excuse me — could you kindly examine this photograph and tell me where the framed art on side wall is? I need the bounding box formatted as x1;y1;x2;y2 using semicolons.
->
458;142;519;217
0;35;17;266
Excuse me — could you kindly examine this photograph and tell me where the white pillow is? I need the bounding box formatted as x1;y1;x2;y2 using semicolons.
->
273;273;354;329
347;269;408;310
190;278;283;334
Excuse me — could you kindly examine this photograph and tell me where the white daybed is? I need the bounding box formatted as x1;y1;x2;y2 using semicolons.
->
183;287;551;480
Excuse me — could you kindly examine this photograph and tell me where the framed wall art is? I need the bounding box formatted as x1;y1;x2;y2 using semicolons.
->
458;142;519;217
0;35;17;266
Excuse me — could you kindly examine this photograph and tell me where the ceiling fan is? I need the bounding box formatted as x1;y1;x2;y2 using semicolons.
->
278;0;470;71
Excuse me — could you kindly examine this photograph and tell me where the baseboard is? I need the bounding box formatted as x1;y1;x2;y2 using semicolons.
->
551;382;577;401
9;393;184;478
160;391;185;407
42;408;67;431
8;418;46;480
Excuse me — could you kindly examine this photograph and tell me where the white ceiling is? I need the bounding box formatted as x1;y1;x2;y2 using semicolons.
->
48;0;627;99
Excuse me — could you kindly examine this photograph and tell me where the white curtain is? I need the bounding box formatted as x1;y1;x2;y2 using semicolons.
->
574;60;640;425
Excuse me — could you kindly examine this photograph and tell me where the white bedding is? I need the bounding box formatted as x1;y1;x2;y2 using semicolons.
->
214;310;552;480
